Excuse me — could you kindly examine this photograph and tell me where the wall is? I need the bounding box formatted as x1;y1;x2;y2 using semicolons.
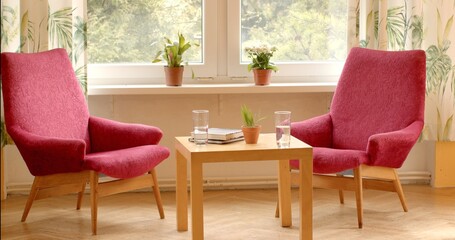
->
3;92;433;192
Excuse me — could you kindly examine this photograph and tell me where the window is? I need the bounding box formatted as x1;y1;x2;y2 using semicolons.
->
88;0;203;64
87;0;217;84
228;0;347;78
87;0;347;84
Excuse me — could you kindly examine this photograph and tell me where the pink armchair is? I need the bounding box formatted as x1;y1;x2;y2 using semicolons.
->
1;49;170;234
278;47;426;228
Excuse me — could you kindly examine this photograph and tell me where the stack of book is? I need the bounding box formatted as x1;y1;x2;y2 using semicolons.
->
190;128;244;144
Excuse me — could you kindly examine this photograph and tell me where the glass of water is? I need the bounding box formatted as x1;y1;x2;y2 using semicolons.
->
192;110;209;145
275;111;291;148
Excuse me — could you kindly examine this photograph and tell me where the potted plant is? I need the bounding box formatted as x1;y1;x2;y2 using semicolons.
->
241;105;265;144
152;33;197;86
245;45;279;85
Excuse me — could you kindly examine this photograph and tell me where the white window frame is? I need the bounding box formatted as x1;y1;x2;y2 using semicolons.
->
87;0;346;86
226;0;345;82
88;0;218;85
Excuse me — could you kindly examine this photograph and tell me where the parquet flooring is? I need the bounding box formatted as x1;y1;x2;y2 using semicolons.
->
1;185;454;240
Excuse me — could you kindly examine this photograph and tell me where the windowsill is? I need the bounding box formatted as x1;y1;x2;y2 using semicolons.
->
88;76;338;95
88;82;337;95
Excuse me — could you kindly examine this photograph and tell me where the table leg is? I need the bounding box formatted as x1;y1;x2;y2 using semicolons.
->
176;151;188;231
278;160;292;227
191;160;204;240
299;157;313;240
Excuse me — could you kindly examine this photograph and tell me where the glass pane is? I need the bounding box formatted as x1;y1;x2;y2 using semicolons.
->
241;0;347;63
87;0;203;64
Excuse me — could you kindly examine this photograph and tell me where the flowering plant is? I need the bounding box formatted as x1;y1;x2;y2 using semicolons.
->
245;45;278;72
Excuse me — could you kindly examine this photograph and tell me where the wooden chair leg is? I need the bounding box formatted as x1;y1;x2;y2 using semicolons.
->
336;174;345;204
76;182;87;210
275;200;280;218
21;177;41;222
90;171;99;235
150;169;165;219
338;190;345;204
392;169;408;212
353;167;363;229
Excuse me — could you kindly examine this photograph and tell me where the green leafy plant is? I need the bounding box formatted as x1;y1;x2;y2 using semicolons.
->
241;105;265;127
152;33;197;68
245;45;279;72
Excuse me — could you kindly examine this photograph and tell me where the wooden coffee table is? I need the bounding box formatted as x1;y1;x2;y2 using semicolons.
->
175;133;313;240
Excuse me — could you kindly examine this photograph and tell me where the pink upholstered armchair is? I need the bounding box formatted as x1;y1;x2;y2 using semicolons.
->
1;49;170;234
278;47;426;228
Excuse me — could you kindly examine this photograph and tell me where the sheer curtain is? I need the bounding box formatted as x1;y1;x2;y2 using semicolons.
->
348;0;455;141
1;0;87;95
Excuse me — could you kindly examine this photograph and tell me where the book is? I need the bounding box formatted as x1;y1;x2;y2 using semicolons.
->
191;128;244;141
188;136;244;145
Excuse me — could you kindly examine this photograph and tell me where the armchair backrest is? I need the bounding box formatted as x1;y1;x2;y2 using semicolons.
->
1;49;91;152
330;47;426;150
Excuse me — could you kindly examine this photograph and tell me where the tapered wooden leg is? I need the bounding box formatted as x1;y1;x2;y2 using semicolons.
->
392;169;408;212
336;174;345;204
353;167;363;229
275;200;280;218
299;157;313;240
278;160;292;227
190;160;204;240
76;182;86;210
176;151;188;231
21;177;41;222
338;190;345;204
90;171;99;235
150;169;165;219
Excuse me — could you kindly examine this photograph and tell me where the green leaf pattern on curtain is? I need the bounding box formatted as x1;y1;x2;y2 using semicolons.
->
1;4;17;51
1;1;88;144
353;0;455;141
1;1;87;95
19;10;37;53
373;6;407;50
48;7;74;51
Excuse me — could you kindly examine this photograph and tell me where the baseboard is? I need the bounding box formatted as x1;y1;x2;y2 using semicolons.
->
5;171;431;196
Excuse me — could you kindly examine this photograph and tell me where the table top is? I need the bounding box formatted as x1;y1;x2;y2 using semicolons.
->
175;133;312;163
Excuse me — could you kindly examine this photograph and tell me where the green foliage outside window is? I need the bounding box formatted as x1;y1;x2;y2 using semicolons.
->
87;0;348;64
87;0;202;64
241;0;348;62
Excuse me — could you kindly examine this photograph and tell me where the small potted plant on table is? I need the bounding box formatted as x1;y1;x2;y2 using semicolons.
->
153;33;197;86
245;45;279;85
241;105;265;144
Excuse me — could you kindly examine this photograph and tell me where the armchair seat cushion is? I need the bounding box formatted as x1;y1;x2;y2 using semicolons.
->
290;147;369;174
83;145;170;179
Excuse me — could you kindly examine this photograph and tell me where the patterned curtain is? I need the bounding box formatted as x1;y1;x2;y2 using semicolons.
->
1;0;88;95
348;0;455;141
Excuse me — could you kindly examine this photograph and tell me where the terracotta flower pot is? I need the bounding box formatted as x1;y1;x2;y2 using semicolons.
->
241;125;261;144
252;69;272;86
164;66;184;86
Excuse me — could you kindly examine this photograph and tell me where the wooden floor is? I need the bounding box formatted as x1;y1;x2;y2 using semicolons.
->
1;185;455;240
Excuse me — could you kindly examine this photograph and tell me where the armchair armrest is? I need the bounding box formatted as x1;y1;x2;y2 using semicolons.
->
89;116;163;152
291;113;333;147
7;126;86;176
366;121;424;168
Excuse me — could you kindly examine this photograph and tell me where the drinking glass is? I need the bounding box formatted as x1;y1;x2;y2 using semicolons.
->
192;110;209;145
275;111;291;148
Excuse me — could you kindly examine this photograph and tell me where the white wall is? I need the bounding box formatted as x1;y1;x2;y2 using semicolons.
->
3;92;434;191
